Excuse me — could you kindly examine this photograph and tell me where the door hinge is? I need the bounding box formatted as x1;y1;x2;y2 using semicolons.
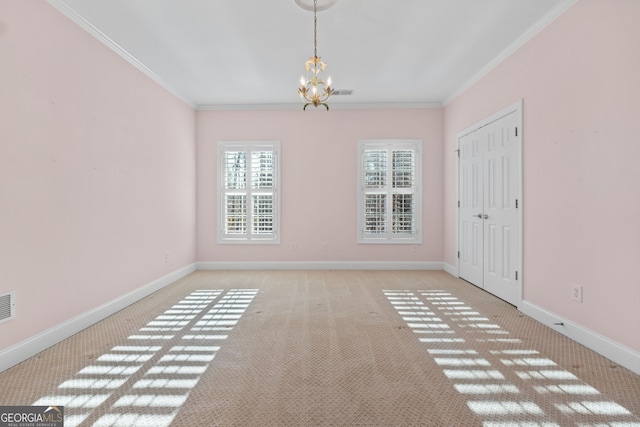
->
515;127;518;137
515;271;518;280
457;251;460;259
515;199;519;208
457;200;460;208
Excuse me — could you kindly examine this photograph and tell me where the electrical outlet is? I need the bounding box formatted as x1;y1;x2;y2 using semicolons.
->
571;284;583;302
164;252;170;263
320;242;327;251
291;242;297;252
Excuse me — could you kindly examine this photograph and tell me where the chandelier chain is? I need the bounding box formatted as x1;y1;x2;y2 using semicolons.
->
313;0;318;58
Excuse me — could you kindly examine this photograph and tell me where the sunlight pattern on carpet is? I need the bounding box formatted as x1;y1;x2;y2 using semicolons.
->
384;289;640;427
33;289;257;427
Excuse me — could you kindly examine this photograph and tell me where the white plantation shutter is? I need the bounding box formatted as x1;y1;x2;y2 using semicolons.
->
363;149;388;234
358;140;422;243
250;150;275;235
223;150;247;235
219;142;280;243
365;193;386;233
391;149;415;235
225;194;247;234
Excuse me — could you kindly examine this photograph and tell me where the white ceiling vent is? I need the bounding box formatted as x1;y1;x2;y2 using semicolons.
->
0;291;16;324
332;89;354;96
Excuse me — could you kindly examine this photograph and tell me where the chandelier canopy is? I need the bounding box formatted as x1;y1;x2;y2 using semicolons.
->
297;0;334;110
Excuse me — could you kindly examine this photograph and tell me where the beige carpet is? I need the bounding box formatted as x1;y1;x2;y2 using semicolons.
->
1;270;639;426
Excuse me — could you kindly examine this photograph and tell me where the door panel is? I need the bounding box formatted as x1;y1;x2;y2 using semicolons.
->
458;108;521;306
502;226;511;278
458;131;484;286
483;111;520;305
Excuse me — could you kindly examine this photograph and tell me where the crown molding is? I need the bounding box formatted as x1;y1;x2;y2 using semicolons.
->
48;0;575;112
197;102;442;111
47;0;196;109
47;0;440;113
443;0;578;106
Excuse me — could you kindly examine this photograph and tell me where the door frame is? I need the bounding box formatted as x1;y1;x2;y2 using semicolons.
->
455;100;523;307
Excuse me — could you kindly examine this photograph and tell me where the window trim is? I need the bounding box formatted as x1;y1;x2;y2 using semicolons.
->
357;139;422;244
217;140;281;244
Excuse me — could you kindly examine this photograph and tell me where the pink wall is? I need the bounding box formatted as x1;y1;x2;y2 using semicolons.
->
197;109;444;264
5;0;636;368
444;0;640;352
0;2;196;350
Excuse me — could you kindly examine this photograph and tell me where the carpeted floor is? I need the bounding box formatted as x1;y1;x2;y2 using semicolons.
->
1;270;639;426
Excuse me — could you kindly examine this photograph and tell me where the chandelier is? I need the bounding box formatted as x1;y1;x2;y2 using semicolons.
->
297;0;334;110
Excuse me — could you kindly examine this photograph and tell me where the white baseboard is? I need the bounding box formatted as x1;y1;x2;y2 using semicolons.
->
197;261;444;271
1;261;442;372
443;262;457;277
18;263;638;381
520;300;640;376
0;263;197;374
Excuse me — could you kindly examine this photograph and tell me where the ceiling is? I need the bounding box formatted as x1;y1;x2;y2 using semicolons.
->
49;0;574;109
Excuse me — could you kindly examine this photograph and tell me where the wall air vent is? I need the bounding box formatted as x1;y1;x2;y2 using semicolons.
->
0;291;15;324
332;89;354;96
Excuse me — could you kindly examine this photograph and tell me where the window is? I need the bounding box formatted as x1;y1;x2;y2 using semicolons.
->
357;139;422;244
218;141;280;244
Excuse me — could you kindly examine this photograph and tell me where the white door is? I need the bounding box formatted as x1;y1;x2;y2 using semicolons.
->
483;111;521;305
459;129;485;287
458;107;521;306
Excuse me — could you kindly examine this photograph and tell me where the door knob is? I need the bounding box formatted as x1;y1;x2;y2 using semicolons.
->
474;213;483;218
474;213;489;219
